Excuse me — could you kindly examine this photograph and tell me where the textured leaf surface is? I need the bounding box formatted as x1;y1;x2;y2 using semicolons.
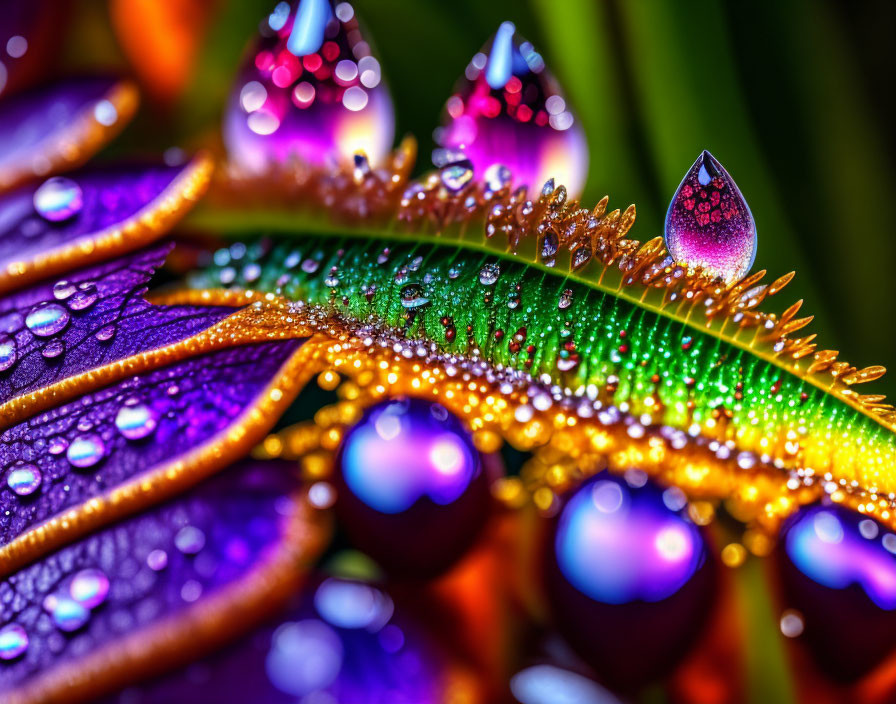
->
0;461;323;703
0;244;232;406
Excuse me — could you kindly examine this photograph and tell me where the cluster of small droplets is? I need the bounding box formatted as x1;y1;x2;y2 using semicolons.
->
0;277;104;372
211;136;415;223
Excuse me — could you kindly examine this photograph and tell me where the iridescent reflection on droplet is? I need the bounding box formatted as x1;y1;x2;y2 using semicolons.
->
115;403;159;440
6;463;41;496
0;624;28;660
25;302;69;337
664;150;757;283
66;434;105;469
223;0;394;172
33;176;83;222
69;568;110;609
438;21;587;197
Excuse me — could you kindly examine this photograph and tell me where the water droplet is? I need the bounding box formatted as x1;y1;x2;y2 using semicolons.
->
479;262;500;286
7;463;41;496
223;0;394;172
25;302;69;337
41;339;64;359
53;280;76;300
66;434;105;469
69;568;110;609
95;324;116;342
33;177;83;222
0;624;28;660
301;258;320;274
664;150;756;283
399;283;430;309
439;160;474;192
68;282;98;311
484;163;512;192
448;265;461;279
438;23;587;196
558;288;573;310
572;244;592;269
0;335;17;371
147;549;168;571
115;403;158;440
175;525;206;555
540;229;558;258
49;437;68;455
50;597;90;632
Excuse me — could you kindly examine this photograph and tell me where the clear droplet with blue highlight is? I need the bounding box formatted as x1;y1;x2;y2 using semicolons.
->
33;176;83;222
6;463;41;496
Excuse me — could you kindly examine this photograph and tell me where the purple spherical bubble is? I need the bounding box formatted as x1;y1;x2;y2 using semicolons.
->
438;21;588;197
776;504;896;680
544;472;716;690
335;397;491;576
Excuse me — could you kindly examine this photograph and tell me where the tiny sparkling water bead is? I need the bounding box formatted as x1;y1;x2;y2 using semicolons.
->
544;472;716;689
33;176;84;222
335;397;491;575
223;0;395;173
776;504;896;680
6;463;41;496
66;433;105;469
25;302;69;337
437;21;587;197
69;568;110;609
0;334;16;371
115;402;159;440
50;597;90;632
664;150;757;283
0;624;28;660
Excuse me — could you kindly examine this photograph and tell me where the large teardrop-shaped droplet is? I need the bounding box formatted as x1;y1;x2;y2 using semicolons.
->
776;504;896;681
437;21;587;197
544;472;716;689
223;0;395;173
664;150;756;283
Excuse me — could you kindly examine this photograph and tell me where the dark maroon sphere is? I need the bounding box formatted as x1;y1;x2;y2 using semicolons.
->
775;503;896;681
543;472;717;690
334;397;491;577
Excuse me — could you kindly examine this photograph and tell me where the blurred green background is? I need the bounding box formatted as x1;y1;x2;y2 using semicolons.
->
65;0;896;396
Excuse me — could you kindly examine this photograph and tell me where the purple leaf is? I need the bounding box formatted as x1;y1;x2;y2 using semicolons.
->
96;575;445;704
0;157;212;295
0;244;234;407
0;461;328;703
0;78;139;193
0;337;307;574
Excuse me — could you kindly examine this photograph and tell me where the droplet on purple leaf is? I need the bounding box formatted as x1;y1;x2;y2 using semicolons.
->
664;150;757;283
437;21;588;197
335;397;491;575
776;504;896;680
69;568;110;609
223;0;395;173
0;624;28;660
33;176;83;222
544;472;716;689
6;463;41;496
